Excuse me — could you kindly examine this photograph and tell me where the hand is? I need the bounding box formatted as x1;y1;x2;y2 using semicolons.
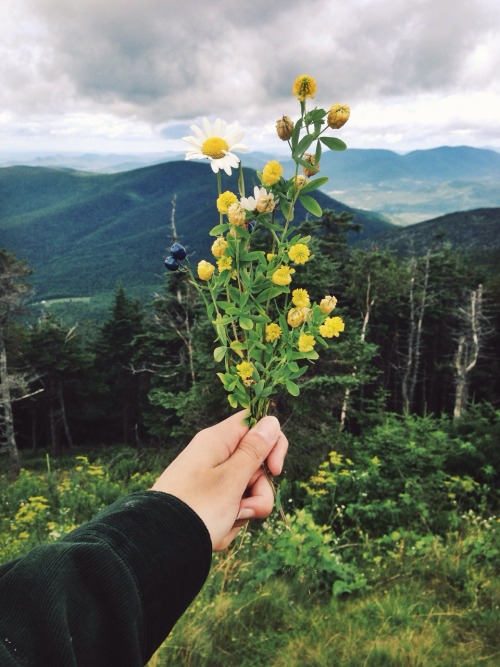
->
151;411;288;550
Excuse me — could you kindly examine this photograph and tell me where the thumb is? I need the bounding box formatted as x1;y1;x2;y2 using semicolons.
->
224;416;281;488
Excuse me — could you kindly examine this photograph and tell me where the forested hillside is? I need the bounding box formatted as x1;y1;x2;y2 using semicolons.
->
0;162;392;303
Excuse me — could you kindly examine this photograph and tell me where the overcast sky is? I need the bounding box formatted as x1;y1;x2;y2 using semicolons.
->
1;0;499;156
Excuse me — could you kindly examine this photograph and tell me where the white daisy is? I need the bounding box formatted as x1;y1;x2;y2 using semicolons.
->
183;118;248;176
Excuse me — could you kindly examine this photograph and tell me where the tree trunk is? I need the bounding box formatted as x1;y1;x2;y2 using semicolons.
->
57;381;74;449
453;285;483;420
0;326;20;474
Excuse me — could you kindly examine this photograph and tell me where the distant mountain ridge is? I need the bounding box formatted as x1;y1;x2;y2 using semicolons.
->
0;161;392;302
2;145;498;226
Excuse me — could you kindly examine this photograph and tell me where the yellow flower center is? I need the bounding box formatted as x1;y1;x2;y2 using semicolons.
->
202;137;229;159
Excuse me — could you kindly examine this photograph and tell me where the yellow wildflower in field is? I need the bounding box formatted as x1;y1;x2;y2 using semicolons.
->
211;237;228;258
216;191;238;214
217;256;233;272
288;244;310;264
198;260;215;281
319;295;337;314
292;288;310;308
298;333;316;352
262;160;283;186
272;265;295;286
265;323;282;342
236;361;254;380
292;74;317;101
319;316;345;338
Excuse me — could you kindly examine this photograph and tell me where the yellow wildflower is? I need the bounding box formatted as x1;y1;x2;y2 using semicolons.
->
236;361;254;380
298;333;316;353
292;288;310;308
262;160;283;186
216;191;238;214
292;74;317;101
288;243;310;264
217;256;233;272
319;316;345;338
287;307;310;328
327;104;350;129
319;295;337;314
272;265;295;286
227;202;247;226
198;260;215;281
265;323;282;342
266;253;277;262
211;237;228;258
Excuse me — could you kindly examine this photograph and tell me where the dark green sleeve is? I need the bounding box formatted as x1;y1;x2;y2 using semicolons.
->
0;491;212;666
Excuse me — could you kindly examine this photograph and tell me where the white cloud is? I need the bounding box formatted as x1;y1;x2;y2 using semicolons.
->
1;0;499;154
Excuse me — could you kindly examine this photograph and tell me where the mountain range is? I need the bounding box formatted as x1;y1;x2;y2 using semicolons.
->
0;161;391;304
3;145;499;225
1;156;499;321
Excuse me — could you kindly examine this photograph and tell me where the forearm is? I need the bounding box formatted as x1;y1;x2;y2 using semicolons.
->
0;492;212;666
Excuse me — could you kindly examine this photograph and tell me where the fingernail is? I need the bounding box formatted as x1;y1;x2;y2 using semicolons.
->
236;508;255;521
252;416;279;442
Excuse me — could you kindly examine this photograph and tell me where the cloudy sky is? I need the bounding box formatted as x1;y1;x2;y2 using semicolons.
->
1;0;499;156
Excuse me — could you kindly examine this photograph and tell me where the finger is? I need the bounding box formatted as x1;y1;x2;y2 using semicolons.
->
189;410;250;466
265;430;289;476
237;471;275;519
224;416;281;488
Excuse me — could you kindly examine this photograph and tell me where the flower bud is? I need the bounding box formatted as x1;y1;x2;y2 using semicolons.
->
327;104;350;129
276;115;294;141
294;174;308;190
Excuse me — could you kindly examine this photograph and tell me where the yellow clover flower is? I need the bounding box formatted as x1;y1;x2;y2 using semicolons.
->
288;243;310;264
217;256;233;272
292;74;317;101
256;191;276;213
262;160;283;187
298;333;316;353
292;288;310;308
198;260;215;281
211;237;228;258
272;265;295;286
319;295;337;314
227;202;247;226
327;104;350;129
265;323;282;342
236;361;254;380
287;307;310;328
319;316;345;338
216;191;238;214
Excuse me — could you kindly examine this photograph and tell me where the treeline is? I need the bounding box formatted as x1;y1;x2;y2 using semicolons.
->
1;210;499;475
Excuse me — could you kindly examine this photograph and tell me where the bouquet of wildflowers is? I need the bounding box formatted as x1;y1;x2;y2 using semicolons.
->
165;75;349;427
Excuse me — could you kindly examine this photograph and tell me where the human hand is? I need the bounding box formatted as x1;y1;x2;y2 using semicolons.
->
150;411;288;550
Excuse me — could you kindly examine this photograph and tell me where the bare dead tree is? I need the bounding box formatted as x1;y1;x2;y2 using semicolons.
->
453;284;485;420
401;251;431;414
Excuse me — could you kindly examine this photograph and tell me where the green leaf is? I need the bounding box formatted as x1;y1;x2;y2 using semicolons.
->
290;117;303;150
227;394;239;409
239;316;254;330
300;176;329;194
320;137;347;151
213;346;227;362
299;194;323;217
209;223;230;236
293;134;315;158
285;380;300;396
279;196;292;221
